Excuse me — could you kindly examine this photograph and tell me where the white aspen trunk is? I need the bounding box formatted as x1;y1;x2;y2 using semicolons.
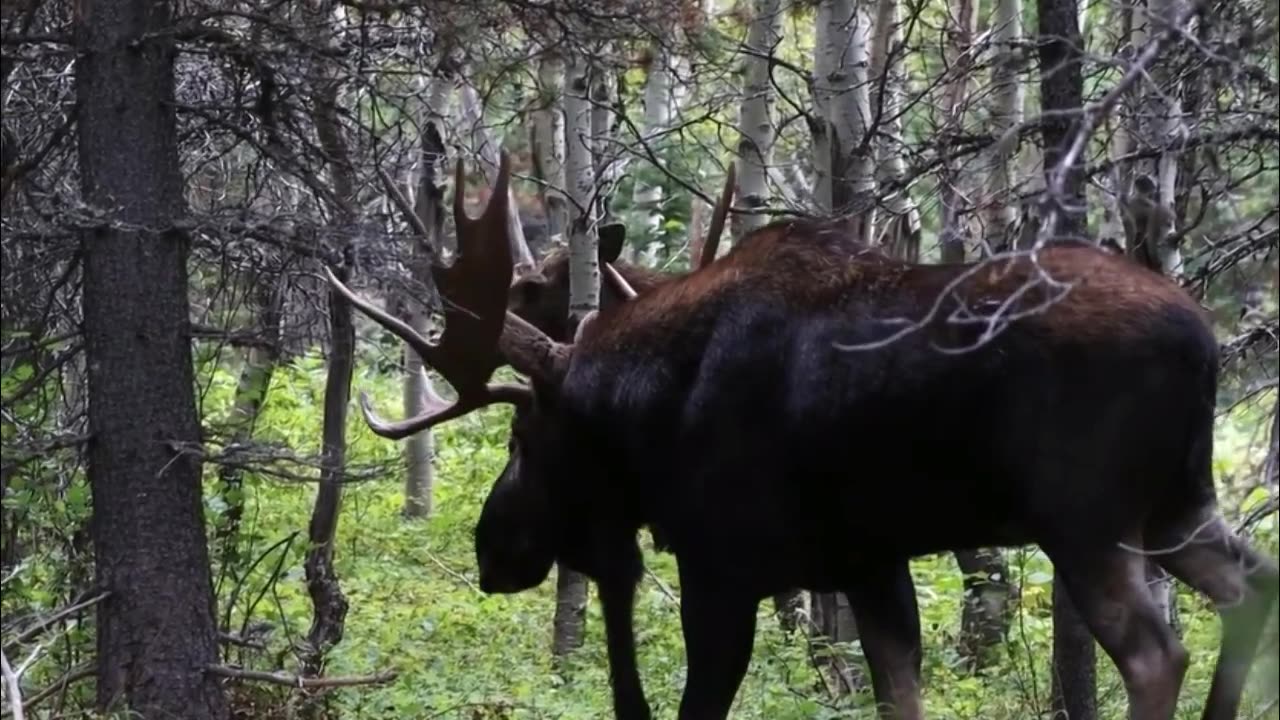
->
1099;0;1135;247
552;51;597;660
733;0;783;238
812;1;836;210
459;83;535;272
400;80;452;519
870;0;921;260
533;54;569;246
591;61;618;224
981;0;1025;253
633;42;673;237
816;0;875;241
400;333;436;520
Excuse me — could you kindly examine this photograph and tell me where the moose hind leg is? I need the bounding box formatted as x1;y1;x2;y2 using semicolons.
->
1048;543;1190;720
845;561;924;720
1147;510;1280;720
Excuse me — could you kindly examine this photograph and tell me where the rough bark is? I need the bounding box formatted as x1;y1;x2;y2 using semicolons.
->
300;14;354;673
552;51;597;660
74;0;227;715
1038;0;1096;714
733;0;783;238
1037;0;1089;241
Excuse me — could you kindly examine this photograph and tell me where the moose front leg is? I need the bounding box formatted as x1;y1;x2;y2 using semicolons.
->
675;571;759;720
598;577;650;720
845;561;925;720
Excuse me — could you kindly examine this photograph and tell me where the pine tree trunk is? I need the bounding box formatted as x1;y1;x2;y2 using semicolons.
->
75;0;227;714
1038;0;1096;713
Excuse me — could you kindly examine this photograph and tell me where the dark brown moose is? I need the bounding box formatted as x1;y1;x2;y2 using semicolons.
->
328;154;1279;720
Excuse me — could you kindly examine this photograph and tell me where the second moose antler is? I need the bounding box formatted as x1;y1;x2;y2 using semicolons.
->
329;153;569;440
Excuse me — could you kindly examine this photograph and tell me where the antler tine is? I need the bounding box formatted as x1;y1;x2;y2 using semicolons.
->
327;152;575;439
324;266;525;438
697;161;737;269
603;262;638;300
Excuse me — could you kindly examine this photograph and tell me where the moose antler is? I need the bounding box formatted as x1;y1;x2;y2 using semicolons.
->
696;162;737;270
327;152;571;440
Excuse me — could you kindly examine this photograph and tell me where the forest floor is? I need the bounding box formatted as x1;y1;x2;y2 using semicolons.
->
212;361;1279;719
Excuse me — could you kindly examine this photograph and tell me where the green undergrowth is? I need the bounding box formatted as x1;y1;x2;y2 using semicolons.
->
204;354;1279;719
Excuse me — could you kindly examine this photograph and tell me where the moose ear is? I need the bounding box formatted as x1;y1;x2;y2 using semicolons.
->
598;223;626;264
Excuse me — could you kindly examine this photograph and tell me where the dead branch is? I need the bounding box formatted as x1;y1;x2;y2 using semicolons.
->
205;664;397;689
2;591;109;653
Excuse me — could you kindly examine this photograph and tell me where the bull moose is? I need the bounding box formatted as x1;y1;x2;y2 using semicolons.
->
329;154;1279;720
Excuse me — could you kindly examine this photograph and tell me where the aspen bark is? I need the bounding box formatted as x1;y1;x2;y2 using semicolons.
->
733;0;783;238
552;51;598;660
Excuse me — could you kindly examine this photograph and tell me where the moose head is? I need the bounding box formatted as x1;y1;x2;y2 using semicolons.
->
327;152;649;593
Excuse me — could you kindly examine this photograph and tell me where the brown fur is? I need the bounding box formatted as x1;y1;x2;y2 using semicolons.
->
580;220;1203;350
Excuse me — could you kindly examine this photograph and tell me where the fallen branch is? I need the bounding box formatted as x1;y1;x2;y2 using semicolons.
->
3;591;110;654
0;650;24;720
205;664;397;689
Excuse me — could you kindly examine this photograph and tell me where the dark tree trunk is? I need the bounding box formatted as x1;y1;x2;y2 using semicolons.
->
300;53;355;676
1038;1;1096;714
302;266;354;674
1037;0;1089;241
1051;576;1097;720
75;0;227;716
